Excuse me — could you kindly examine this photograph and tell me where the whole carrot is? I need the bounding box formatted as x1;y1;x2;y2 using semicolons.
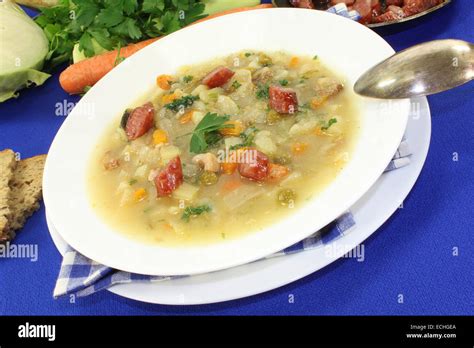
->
59;38;160;95
59;4;274;95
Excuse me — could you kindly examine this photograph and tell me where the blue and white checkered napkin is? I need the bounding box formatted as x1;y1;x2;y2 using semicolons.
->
53;139;411;298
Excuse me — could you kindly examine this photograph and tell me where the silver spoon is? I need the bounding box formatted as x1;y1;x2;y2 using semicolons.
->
354;39;474;99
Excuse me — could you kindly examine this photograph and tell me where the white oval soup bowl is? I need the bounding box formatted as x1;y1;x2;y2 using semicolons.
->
43;8;409;276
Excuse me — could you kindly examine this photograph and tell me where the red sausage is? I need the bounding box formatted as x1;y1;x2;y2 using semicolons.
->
238;149;270;182
269;85;299;114
125;102;155;140
202;67;235;88
154;156;184;197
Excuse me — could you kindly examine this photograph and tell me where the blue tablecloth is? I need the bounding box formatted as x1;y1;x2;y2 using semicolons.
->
0;0;472;315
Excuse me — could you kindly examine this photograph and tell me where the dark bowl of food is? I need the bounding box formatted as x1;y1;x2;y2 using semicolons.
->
273;0;452;27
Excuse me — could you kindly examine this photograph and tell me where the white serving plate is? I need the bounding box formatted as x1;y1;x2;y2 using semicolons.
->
46;96;431;305
43;8;409;276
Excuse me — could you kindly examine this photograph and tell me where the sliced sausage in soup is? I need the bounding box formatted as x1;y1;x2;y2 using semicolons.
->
202;66;235;88
238;149;270;182
269;85;299;114
125;102;155;140
154;156;184;197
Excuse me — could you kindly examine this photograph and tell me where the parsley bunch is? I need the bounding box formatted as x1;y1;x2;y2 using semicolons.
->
35;0;207;68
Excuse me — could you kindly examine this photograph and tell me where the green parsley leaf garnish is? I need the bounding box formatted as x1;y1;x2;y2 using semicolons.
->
321;118;338;131
129;179;138;185
313;55;319;60
230;126;259;150
165;95;199;112
181;204;212;222
231;80;242;90
279;79;289;86
245;52;252;57
204;131;223;148
183;75;194;83
256;84;270;100
190;113;231;153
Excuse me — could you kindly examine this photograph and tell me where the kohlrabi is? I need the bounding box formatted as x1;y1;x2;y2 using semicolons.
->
0;0;50;102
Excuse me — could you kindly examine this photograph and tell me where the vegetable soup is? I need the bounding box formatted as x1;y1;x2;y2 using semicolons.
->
88;50;359;246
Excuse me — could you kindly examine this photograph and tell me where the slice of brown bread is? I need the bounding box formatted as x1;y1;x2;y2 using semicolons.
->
6;154;46;235
0;149;17;242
